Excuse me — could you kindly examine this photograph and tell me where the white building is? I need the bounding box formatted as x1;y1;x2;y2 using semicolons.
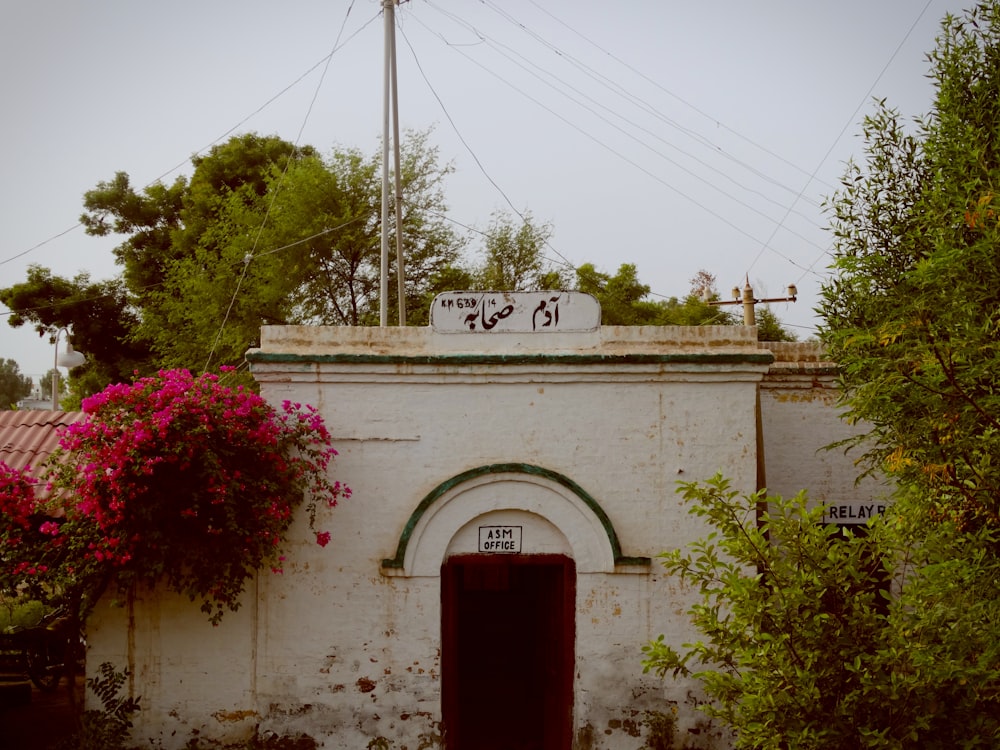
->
87;297;882;749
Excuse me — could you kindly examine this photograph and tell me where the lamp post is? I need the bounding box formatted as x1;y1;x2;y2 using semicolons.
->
52;327;86;410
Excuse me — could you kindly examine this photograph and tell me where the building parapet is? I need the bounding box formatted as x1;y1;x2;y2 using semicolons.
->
760;341;840;389
254;324;764;357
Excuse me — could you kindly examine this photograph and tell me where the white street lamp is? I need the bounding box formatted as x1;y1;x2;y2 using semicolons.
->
52;327;86;410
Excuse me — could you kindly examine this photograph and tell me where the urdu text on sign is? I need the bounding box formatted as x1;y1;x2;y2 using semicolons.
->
431;291;600;333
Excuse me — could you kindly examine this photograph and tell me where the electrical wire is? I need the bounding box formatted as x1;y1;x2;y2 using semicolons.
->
789;0;937;289
0;10;380;270
202;1;359;373
398;23;580;274
399;19;819;272
475;0;828;207
409;0;941;312
2;0;945;350
412;7;823;230
0;222;366;321
523;0;839;195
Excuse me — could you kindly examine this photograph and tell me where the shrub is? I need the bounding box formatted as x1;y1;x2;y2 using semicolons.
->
2;368;349;625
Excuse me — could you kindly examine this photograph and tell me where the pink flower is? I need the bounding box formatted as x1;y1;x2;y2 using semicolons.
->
5;367;350;626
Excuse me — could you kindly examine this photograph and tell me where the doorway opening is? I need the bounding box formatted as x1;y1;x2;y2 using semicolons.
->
441;554;575;750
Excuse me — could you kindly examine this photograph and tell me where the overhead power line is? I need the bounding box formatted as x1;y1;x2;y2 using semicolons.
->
0;9;380;271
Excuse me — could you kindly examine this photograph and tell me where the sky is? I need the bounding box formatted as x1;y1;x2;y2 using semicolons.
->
0;0;972;381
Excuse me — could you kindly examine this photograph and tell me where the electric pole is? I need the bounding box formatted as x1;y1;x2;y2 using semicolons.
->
707;278;797;326
381;0;407;326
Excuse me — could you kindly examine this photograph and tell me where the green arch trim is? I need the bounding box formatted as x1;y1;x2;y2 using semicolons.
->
381;463;650;570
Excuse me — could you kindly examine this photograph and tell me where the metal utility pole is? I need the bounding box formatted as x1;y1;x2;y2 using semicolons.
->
380;0;406;326
708;278;797;326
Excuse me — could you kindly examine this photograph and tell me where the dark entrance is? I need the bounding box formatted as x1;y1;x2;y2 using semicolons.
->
441;554;575;750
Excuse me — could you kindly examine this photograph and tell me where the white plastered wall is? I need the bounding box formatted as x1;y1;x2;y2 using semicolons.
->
759;342;890;516
87;326;843;749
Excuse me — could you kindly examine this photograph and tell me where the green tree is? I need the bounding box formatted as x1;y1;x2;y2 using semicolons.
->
80;134;316;371
755;306;798;342
644;7;1000;748
0;266;149;405
576;264;734;326
76;129;463;371
472;211;568;291
81;134;311;308
0;359;32;409
643;477;1000;749
268;129;463;329
80;170;186;305
40;368;58;401
820;1;1000;532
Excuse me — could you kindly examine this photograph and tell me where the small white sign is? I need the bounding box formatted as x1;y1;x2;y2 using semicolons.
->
431;291;600;333
478;526;523;553
823;502;888;525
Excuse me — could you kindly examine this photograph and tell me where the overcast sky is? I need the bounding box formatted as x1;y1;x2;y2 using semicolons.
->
0;0;969;380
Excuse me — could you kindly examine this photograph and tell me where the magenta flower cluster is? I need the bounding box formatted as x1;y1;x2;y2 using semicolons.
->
0;463;35;542
0;464;42;592
0;463;71;603
4;369;349;624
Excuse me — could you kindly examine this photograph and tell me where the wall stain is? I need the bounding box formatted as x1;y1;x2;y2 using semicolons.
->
212;708;259;723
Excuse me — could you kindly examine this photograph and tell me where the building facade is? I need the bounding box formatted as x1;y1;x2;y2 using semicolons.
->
86;312;882;749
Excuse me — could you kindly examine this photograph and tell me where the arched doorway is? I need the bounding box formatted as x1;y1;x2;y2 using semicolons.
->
441;554;575;750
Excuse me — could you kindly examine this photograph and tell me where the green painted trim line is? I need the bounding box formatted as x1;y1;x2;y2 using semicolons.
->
380;463;650;570
248;352;774;366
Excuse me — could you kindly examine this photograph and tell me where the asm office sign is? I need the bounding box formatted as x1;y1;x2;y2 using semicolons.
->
478;525;522;552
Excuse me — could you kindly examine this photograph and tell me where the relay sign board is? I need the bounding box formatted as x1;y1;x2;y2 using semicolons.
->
478;526;522;553
822;502;888;525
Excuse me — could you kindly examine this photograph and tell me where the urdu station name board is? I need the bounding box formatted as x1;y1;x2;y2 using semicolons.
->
431;291;600;333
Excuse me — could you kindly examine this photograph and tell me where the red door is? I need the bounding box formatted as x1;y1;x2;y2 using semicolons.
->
441;554;575;750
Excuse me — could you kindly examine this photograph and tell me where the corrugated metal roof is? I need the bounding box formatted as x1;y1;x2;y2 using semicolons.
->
0;410;88;477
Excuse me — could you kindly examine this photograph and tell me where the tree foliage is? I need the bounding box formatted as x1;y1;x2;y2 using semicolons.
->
74;129;463;371
575;264;735;326
264;129;462;329
3;127;786;395
755;306;798;342
646;7;1000;748
643;477;1000;749
471;211;568;291
0;267;149;404
40;368;58;401
80;170;186;303
820;1;1000;532
0;358;32;409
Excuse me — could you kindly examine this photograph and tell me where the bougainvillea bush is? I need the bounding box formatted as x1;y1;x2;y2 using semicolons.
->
1;369;349;624
0;462;47;599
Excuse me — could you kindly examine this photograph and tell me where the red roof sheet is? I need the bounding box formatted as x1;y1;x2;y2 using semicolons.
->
0;410;88;476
